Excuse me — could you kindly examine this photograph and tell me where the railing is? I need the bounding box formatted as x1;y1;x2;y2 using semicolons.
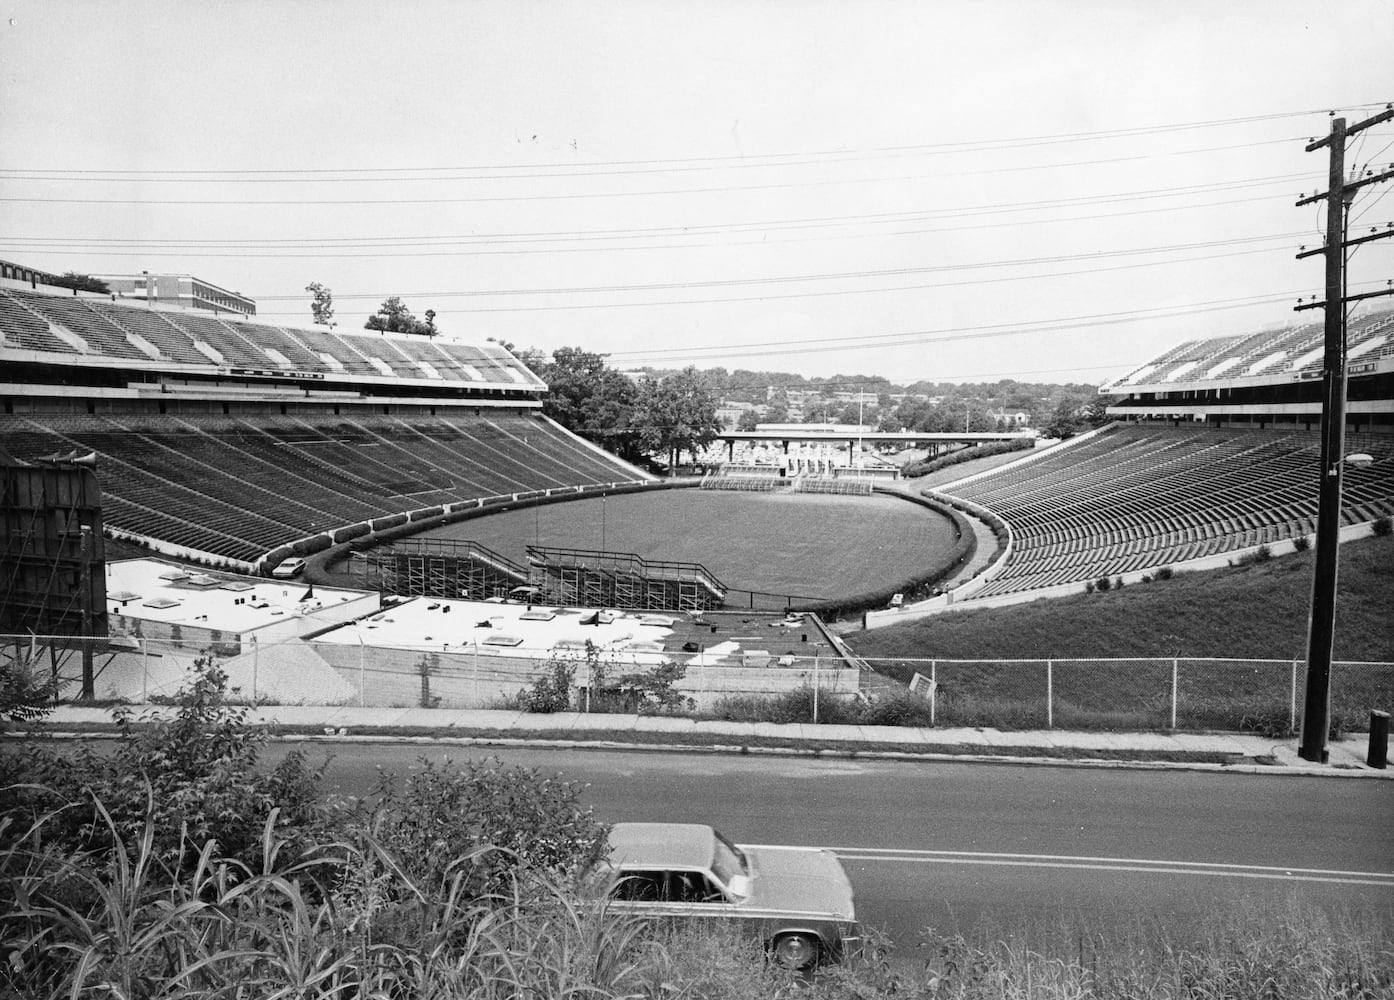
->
525;545;727;595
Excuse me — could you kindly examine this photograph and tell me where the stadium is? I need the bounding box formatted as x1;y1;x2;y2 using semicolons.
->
2;266;1392;719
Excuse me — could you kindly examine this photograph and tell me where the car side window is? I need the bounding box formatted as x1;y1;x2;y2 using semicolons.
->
673;871;726;903
613;871;667;902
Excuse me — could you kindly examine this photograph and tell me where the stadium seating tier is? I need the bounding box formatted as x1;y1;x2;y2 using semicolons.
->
941;424;1394;600
0;410;643;565
0;289;543;386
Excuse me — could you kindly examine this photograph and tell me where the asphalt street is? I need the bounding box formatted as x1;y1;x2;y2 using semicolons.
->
276;741;1394;954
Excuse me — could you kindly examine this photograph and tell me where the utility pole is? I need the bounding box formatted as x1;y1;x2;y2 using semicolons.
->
1293;105;1394;763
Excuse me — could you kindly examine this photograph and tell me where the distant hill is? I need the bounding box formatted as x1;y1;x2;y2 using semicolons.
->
848;535;1393;665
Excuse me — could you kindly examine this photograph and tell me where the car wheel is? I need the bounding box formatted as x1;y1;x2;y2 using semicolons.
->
771;932;820;969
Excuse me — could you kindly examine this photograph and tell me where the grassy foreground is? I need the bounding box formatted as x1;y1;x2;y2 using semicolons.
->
849;534;1394;662
3;814;1390;999
6;658;1392;998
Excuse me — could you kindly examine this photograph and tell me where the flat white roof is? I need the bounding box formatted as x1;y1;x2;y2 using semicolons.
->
314;596;676;662
107;558;375;634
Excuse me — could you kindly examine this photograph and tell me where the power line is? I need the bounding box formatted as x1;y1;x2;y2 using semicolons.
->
248;233;1303;303
600;292;1336;366
0;195;1298;260
0;170;1310;207
0;136;1304;186
1;103;1383;177
250;245;1295;318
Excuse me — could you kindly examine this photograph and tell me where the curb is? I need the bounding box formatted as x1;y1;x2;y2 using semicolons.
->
29;728;1392;778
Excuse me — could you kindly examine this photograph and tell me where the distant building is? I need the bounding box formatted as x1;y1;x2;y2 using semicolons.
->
91;271;256;317
716;401;758;428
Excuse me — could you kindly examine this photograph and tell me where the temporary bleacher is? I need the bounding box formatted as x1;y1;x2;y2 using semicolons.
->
941;424;1394;600
0;410;644;566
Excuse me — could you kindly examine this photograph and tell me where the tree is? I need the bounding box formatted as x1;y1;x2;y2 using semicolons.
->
635;366;723;472
306;281;335;327
52;272;110;295
1043;398;1087;439
735;408;761;432
364;296;434;335
535;347;641;460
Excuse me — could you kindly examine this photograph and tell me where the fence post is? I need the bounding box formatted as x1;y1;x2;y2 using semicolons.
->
141;637;149;704
1046;659;1053;729
1171;658;1179;731
930;660;937;727
1290;659;1299;733
812;653;820;725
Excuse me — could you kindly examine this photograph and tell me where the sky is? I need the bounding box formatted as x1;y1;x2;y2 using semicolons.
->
1;0;1391;388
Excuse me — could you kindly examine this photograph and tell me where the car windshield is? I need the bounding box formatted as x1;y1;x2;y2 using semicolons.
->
710;829;748;888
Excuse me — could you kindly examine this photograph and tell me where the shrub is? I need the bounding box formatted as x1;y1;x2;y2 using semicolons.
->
332;521;371;543
1084;580;1096;594
901;438;1032;478
516;656;575;712
1239;709;1295;739
708;687;858;725
359;756;609;903
1292;534;1311;551
859;690;934;727
606;661;693;714
1253;543;1272;562
1094;576;1112;592
1;653;324;872
1155;565;1174;580
291;533;333;556
0;656;58;731
1372;515;1393;536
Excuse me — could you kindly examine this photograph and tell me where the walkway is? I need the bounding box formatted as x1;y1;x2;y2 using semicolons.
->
38;704;1389;777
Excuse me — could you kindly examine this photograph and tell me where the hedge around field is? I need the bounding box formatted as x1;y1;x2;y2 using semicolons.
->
290;533;333;557
332;522;372;544
901;437;1033;479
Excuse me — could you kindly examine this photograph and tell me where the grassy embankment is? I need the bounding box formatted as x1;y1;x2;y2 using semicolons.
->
846;535;1394;733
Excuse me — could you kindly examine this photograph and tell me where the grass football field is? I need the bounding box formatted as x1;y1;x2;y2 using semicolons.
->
418;489;960;601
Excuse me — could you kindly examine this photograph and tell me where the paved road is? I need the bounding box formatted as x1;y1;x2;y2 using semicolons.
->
276;742;1394;954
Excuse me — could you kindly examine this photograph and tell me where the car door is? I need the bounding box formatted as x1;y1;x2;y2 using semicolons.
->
611;868;739;923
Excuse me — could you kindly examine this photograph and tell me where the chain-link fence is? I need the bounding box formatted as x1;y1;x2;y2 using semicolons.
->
5;633;1389;733
868;656;1394;734
0;632;858;712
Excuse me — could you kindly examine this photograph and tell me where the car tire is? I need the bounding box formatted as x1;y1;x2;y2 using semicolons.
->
771;932;820;969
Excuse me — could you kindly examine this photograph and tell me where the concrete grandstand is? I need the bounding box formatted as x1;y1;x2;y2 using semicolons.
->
0;276;649;573
865;306;1394;626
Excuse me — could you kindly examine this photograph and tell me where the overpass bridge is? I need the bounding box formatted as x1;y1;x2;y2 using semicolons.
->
715;429;1032;463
